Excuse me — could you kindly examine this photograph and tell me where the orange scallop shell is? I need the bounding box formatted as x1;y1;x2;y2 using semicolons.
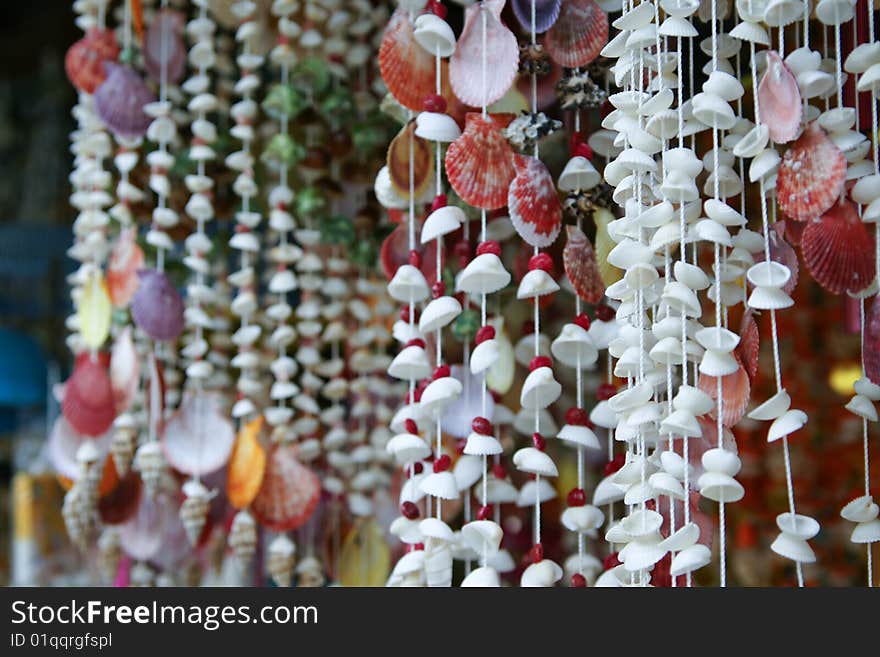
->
65;28;120;94
698;355;751;428
251;443;320;532
508;154;563;248
227;416;267;510
445;113;516;210
387;120;434;199
777;122;845;222
544;0;608;69
107;226;144;307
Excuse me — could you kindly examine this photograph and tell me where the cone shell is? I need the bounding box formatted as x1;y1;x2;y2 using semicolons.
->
227;416;267;510
161;392;235;477
107;226;144;307
777;122;846;222
63;355;116;437
544;0;608;68
110;326;139;414
446;113;516;210
564;224;605;303
65;28;120;94
251;443;320;532
380;222;441;286
801;199;876;295
143;8;186;85
94;64;156;139
131;268;185;341
757;50;802;144
450;0;519;107
511;0;563;33
387;120;434;200
698;356;751;428
509;155;563;248
737;310;760;383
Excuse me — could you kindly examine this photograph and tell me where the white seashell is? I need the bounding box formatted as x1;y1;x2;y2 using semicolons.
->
387;264;429;303
855;377;880;401
463;431;503;457
456;253;511;295
556;423;600;449
767;409;808;442
841;495;879;523
421;206;465;243
558;156;601;192
513;447;558;477
419;376;463;416
461;566;500;587
520;559;563;587
519;367;562;409
516;269;560;299
551;324;598;369
670;543;712;576
845;394;878;422
419;296;462;333
415;111;461;142
419;471;459;500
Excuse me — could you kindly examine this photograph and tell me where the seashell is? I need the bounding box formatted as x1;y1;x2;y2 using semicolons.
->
118;492;176;562
777;122;846;222
227;416;266;509
737;309;760;382
770;512;818;563
551;323;598;369
841;495;880;523
94;64;156;139
757;50;802;144
445;113;516;210
413;13;456;58
544;0;608;68
131;269;185;341
754;223;799;295
77;268;112;351
421;206;465;244
520;366;562;409
65;28;120;94
381;222;440;287
387;120;434;200
106;227;144;308
456;253;511;295
767;409;808;442
180;480;211;545
143;9;186;85
162;392;235;477
801;199;875;295
419;296;462;334
450;1;518;108
511;0;563;33
63;354;116;437
267;535;296;587
251;443;320;532
698;357;751;427
508;155;562;248
563;225;605;303
110;327;139;414
229;509;258;568
415;112;461;143
461;566;501;587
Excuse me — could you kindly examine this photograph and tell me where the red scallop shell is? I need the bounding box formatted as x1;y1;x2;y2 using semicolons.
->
107;226;144;307
698;355;751;428
757;50;802;144
777;122;846;222
544;0;608;69
737;309;760;383
65;28;120;94
563;224;604;303
380;222;441;286
445;113;516;210
508;155;562;248
379;7;444;112
801;198;876;295
755;222;799;295
143;8;186;85
62;354;116;437
251;443;321;533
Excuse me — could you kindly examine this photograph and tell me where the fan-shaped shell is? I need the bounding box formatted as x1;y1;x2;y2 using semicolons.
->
227;416;267;510
48;416;112;481
251;443;321;532
380;222;441;286
737;309;760;382
544;0;609;68
755;222;799;294
698;356;751;428
758;50;802;144
512;0;563;33
107;226;144;307
143;8;186;85
161;392;235;477
94;63;156;139
379;7;446;112
65;28;120;94
118;492;178;562
509;155;562;248
777;123;846;223
564;225;605;303
130;268;184;341
445;113;516;210
63;354;116;437
78;269;112;351
110;326;139;414
387;120;434;200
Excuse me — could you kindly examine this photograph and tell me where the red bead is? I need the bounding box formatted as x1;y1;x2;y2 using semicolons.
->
400;501;419;520
492;463;506;480
565;407;589;426
458;255;469;269
472;416;492;435
603;453;626;476
412;542;425;551
413;462;424;474
431;281;446;298
532;432;546;451
528;252;554;272
432;364;450;380
597;382;617;401
569;130;586;155
530;355;552;371
603;552;621;570
490;389;502;403
412;385;424;402
423;93;447;113
573;313;591;331
521;320;535;336
399;307;410;322
404;419;419;435
528;543;544;563
408;249;422;267
453;240;470;258
567;488;586;507
429;0;447;19
433;454;451;473
456;439;466;454
595;304;615;322
476;240;501;257
477;504;493;521
573;143;593;160
405;338;426;349
571;573;587;588
475;325;495;344
431;194;448;211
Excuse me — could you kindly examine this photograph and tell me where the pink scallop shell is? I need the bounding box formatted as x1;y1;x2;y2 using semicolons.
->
737;309;760;383
62;354;116;437
777;122;846;222
65;28;120;94
94;63;156;139
508;154;563;248
161;392;235;477
107;226;144;308
544;0;608;69
445;113;516;210
379;7;439;112
757;50;802;144
251;443;321;532
143;8;186;85
698;356;751;428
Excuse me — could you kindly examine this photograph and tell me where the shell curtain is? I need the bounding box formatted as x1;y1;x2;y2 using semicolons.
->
58;0;880;586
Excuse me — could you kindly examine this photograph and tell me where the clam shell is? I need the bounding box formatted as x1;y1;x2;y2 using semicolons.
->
48;416;111;481
387;120;434;200
445;113;516;210
227;416;267;509
801;199;875;295
65;28;120;93
563;224;604;303
143;9;186;85
63;354;116;437
106;227;144;307
777;122;846;222
757;50;802;144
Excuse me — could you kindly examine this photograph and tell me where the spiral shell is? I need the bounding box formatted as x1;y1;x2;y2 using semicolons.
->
229;509;258;569
267;535;296;587
180;480;211;545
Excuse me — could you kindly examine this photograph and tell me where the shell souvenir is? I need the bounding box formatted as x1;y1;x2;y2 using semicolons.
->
379;7;445;112
594;207;623;287
380;222;441;286
251;443;321;532
757;50;802;144
77;268;112;351
511;0;563;33
143;8;186;85
130;269;185;341
755;223;799;295
109;327;139;414
65;28;120;94
508;155;563;248
544;0;608;69
62;355;116;437
801;199;876;295
48;416;111;482
227;416;267;510
698;358;752;428
106;226;144;307
450;0;519;108
118;492;178;562
387;120;434;199
161;392;236;478
777;123;846;222
445;113;516;210
737;310;760;383
563;225;604;303
94;64;156;139
337;518;392;587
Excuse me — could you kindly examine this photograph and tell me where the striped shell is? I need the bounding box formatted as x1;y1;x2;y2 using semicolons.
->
777;122;845;222
508;155;563;248
65;28;120;94
251;443;321;532
445;113;516;210
544;0;608;69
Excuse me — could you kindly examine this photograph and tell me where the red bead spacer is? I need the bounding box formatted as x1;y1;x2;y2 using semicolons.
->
530;355;552;371
573;143;594;160
432;364;450;380
567;488;586;507
596;382;617;401
603;552;621;570
528;543;544;563
603;453;626;476
429;0;447;19
475;325;495;344
433;454;451;473
477;504;493;521
595;304;615;322
431;281;446;299
400;501;419;520
431;194;447;211
492;463;506;480
565;407;590;426
405;338;426;349
472;416;492;435
404;419;419;435
528;252;554;272
400;307;410;323
453;240;471;258
476;240;501;257
571;573;587;588
423;93;447;113
573;313;591;331
490;389;502;403
412;542;425;551
408;249;422;268
413;462;424;474
532;432;546;451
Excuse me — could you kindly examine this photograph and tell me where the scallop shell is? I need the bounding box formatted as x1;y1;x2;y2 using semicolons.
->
387;120;434;200
94;63;156;139
445;113;516;210
107;226;144;307
380;222;441;286
110;326;140;414
777;122;846;222
130;268;185;341
379;7;444;112
801;198;876;295
143;8;186;85
65;28;120;94
509;155;563;248
118;492;178;562
737;309;760;383
698;355;751;428
450;0;519;108
758;50;802;144
78;269;112;351
161;392;235;477
755;222;799;294
251;443;321;532
48;416;111;481
564;225;605;303
594;207;624;287
227;416;267;510
63;355;116;437
512;0;563;33
544;0;609;68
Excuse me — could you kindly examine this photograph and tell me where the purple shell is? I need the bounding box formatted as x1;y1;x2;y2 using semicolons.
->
94;63;156;139
144;9;186;85
131;269;184;341
511;0;563;33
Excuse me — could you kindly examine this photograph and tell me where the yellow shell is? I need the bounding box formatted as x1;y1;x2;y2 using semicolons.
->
227;416;266;510
337;518;391;587
594;207;624;288
78;269;112;350
387;120;434;200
